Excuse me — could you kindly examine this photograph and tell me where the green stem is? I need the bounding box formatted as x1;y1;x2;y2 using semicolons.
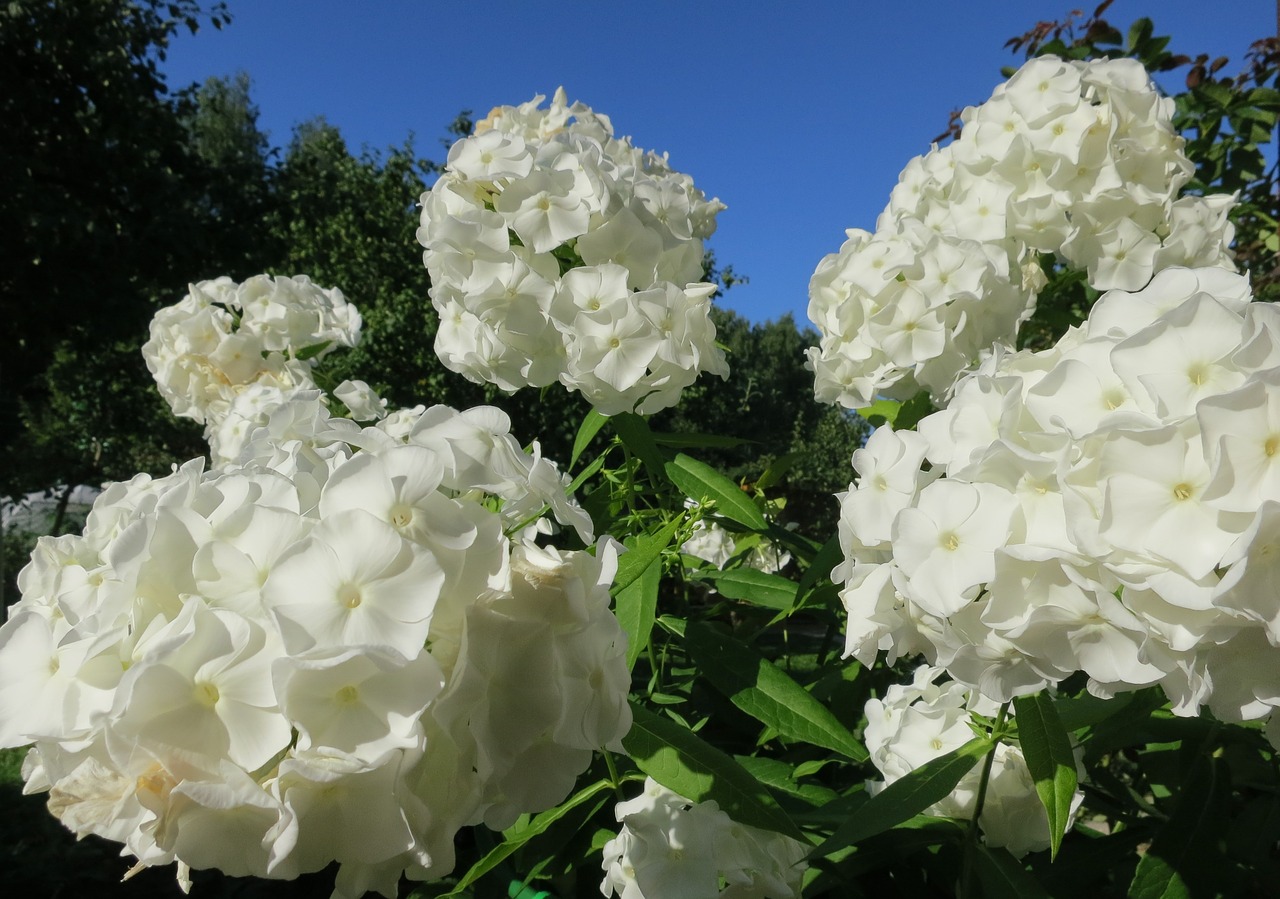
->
619;443;639;519
603;749;626;801
959;700;1012;898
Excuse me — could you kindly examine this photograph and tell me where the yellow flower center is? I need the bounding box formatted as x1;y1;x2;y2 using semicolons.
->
339;584;363;609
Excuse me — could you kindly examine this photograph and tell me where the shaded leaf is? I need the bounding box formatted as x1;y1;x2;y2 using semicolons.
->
972;844;1053;899
623;703;804;841
611;412;667;476
443;778;613;895
815;736;993;856
686;622;867;761
1128;756;1229;899
649;431;752;449
796;532;842;598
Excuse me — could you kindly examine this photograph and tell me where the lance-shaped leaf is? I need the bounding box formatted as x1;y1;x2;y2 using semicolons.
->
650;431;751;450
696;568;797;611
615;556;660;670
623;703;804;841
571;408;609;468
611;412;667;476
443;778;614;895
612;517;681;595
971;844;1053;899
1014;691;1078;859
815;736;993;857
665;453;768;531
796;532;842;598
686;622;866;762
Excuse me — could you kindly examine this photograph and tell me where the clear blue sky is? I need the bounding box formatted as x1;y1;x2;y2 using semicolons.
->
161;0;1272;325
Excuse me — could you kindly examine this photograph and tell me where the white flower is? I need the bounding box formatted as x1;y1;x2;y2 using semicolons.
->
838;267;1280;717
864;665;1082;857
4;387;625;890
808;56;1236;408
600;778;807;899
419;90;727;413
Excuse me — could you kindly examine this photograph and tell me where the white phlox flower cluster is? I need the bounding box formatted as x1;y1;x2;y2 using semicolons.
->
600;777;808;899
681;501;793;575
418;88;729;414
142;275;365;463
0;396;630;897
837;266;1280;726
808;56;1237;408
864;665;1083;857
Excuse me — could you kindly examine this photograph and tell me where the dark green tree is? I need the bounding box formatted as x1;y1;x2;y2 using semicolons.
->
0;0;234;498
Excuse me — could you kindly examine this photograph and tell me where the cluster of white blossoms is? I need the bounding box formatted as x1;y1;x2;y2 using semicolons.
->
808;56;1236;408
837;266;1280;725
681;501;793;575
600;778;808;899
864;666;1082;857
418;88;729;414
142;275;366;463
0;391;630;897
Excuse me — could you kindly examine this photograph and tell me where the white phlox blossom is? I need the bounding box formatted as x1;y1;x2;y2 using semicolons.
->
681;500;793;576
1;393;631;896
142;275;365;464
863;665;1083;857
600;777;808;899
837;267;1280;727
418;88;729;414
808;56;1236;408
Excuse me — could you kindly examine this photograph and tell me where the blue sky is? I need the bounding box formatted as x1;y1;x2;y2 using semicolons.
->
161;0;1272;325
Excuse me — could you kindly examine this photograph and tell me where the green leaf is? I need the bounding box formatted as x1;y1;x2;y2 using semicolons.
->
1128;756;1229;899
1014;692;1078;860
796;532;842;598
567;452;607;493
611;412;667;476
293;338;332;361
615;555;660;670
443;778;614;895
755;452;797;490
854;398;901;426
665;453;768;530
972;844;1053;899
696;568;797;610
893;390;936;430
686;621;868;762
571;409;609;468
815;736;993;856
735;755;838;806
612;517;681;596
623;703;804;841
650;431;752;450
1127;17;1153;52
1129;856;1191;899
1051;690;1137;732
855;391;933;430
